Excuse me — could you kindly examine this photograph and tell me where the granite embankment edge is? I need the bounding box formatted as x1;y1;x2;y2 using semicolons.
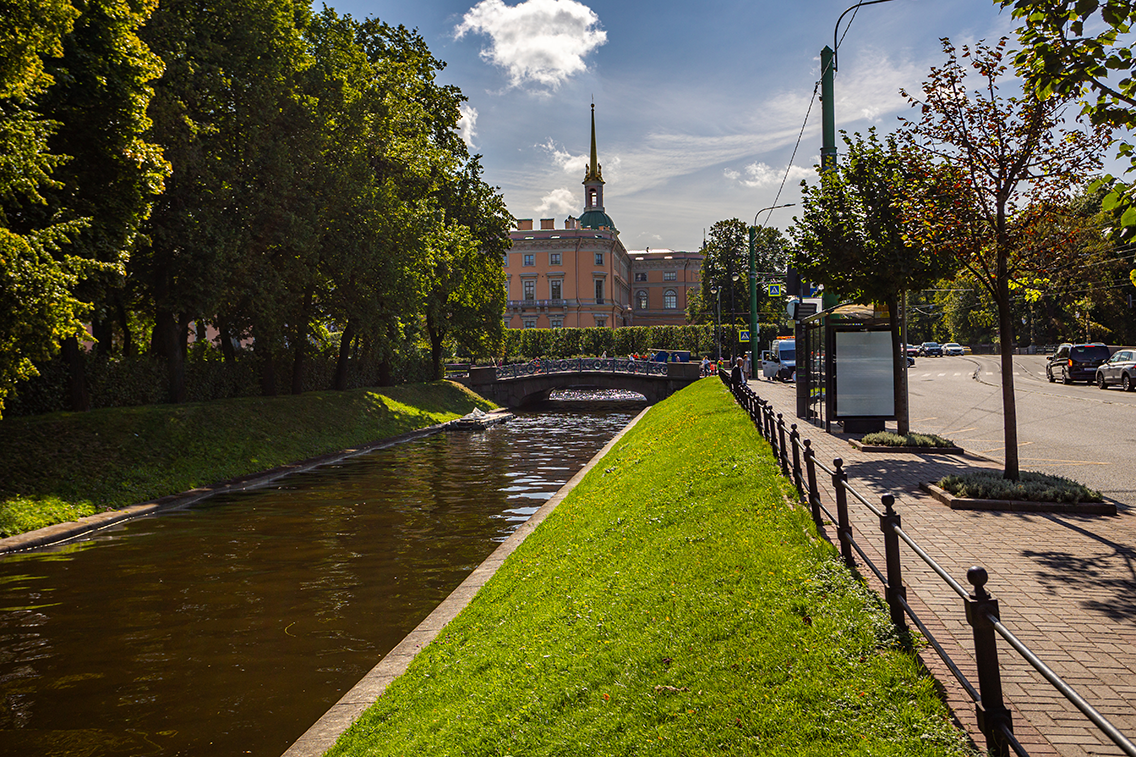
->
0;410;513;557
280;405;651;757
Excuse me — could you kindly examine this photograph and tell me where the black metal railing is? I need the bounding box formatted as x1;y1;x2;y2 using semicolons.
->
718;370;1136;757
496;357;669;380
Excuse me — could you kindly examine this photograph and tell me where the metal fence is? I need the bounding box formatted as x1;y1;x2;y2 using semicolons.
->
495;358;669;379
718;368;1136;757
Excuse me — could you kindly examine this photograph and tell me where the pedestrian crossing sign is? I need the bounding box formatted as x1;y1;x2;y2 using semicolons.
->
768;284;782;296
739;330;750;343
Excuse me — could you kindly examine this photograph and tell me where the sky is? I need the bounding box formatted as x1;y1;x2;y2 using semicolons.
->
325;0;1024;251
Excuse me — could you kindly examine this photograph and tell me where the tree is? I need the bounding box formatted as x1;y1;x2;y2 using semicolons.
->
792;129;956;433
1000;0;1136;231
899;38;1106;479
0;0;86;418
698;219;750;327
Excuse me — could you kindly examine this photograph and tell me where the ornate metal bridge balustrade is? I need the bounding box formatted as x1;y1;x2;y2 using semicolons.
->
468;358;698;408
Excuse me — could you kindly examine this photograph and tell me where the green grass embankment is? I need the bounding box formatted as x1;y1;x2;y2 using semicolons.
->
0;381;495;537
327;378;973;757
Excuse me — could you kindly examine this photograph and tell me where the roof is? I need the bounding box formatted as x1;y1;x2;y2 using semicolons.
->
577;209;617;232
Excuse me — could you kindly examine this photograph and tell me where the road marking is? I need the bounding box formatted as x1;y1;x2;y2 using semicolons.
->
937;373;946;377
1019;458;1111;466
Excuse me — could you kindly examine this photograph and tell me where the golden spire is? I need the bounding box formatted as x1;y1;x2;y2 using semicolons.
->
584;102;603;183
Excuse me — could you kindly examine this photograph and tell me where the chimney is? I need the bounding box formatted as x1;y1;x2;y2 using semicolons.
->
540;218;554;230
517;219;533;231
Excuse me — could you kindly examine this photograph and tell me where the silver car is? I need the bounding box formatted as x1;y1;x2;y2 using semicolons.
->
943;342;964;356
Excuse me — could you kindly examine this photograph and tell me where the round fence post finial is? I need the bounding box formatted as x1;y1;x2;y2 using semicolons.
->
881;493;895;514
834;457;844;471
803;439;812;451
967;566;990;599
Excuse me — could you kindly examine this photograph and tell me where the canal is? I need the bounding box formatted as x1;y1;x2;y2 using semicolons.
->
0;397;643;756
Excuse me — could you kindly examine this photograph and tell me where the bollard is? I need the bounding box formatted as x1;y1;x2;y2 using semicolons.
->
776;414;790;476
804;440;822;527
879;494;907;632
790;424;804;499
832;459;854;568
965;567;1013;757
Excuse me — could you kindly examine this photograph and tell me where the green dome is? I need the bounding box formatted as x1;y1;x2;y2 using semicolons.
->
578;209;617;231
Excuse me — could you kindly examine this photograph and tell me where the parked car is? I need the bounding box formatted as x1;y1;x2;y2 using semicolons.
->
920;342;943;357
1095;348;1136;391
905;344;921;358
942;342;965;356
1046;342;1111;384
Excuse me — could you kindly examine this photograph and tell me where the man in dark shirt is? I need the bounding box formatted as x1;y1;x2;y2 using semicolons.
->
730;357;743;389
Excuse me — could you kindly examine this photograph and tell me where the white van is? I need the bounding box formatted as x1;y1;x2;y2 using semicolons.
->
761;338;796;382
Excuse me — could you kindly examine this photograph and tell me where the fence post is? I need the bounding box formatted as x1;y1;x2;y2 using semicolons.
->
878;494;907;632
804;440;822;527
965;566;1013;757
776;414;790;476
790;424;804;499
832;458;854;568
767;407;779;458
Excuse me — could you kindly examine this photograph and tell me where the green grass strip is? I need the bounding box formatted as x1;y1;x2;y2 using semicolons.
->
0;382;494;537
327;379;973;757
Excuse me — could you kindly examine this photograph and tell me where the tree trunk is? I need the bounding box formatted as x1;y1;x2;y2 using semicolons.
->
291;287;313;395
154;309;186;404
426;310;445;381
889;293;909;435
218;319;236;362
115;293;133;357
92;313;113;358
997;277;1020;481
333;319;355;390
62;337;89;412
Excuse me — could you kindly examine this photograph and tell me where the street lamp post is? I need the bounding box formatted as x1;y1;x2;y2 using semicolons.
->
711;285;721;361
750;204;795;355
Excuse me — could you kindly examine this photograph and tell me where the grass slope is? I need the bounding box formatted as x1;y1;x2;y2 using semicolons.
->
0;382;494;537
327;379;972;757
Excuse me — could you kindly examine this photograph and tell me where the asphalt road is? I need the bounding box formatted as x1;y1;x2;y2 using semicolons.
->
906;354;1136;509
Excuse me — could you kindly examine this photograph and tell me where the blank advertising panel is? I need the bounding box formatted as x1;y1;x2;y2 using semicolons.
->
834;330;895;417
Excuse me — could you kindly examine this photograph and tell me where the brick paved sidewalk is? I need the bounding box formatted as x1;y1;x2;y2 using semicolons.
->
744;378;1136;757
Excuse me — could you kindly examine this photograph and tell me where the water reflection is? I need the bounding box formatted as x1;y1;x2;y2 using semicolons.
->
0;399;641;757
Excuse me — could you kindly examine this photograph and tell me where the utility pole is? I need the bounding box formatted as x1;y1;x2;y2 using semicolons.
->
821;45;837;172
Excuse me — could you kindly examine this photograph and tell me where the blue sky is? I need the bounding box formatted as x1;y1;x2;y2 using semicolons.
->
327;0;1020;251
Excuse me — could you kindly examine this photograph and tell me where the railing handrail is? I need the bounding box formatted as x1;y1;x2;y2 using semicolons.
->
494;357;670;379
719;372;1136;757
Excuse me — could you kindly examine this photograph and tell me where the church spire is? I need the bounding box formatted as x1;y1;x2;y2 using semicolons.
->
584;102;603;183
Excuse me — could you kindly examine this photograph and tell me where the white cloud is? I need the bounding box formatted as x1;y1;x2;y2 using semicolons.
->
535;187;577;216
726;161;813;188
539;138;589;175
454;0;607;89
457;103;478;148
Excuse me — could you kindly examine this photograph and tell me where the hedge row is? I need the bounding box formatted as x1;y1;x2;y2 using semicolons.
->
498;324;782;361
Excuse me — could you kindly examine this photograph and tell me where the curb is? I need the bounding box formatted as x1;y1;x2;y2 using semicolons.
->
280;405;652;757
919;482;1117;515
0;419;465;557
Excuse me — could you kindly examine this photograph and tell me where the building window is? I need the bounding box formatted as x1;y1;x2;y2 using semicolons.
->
550;318;563;328
523;253;534;266
504;316;511;328
634;272;647;282
503;253;508;267
523;280;535;300
594;279;604;304
594;317;606;327
594;252;604;266
550;279;562;300
663;271;676;281
550;252;561;266
637;290;648;309
664;289;677;309
523;319;537;329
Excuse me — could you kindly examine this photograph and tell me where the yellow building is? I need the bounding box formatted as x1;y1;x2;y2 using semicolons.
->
504;105;700;329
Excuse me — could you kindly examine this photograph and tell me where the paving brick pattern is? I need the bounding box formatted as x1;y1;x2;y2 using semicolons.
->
742;378;1136;757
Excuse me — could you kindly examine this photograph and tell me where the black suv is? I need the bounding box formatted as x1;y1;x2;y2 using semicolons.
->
1046;343;1112;384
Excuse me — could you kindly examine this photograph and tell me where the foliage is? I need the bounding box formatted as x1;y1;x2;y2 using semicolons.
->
0;381;494;537
496;324;783;361
694;219;788;328
938;470;1102;504
861;431;956;448
326;379;972;757
898;37;1106;479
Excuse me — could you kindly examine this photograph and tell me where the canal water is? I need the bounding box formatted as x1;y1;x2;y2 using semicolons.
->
0;397;642;757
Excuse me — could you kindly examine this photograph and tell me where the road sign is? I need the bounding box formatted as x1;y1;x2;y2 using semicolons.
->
739;330;750;343
768;284;781;296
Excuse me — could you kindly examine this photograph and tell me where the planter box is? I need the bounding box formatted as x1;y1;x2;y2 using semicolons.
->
849;439;964;454
920;482;1116;515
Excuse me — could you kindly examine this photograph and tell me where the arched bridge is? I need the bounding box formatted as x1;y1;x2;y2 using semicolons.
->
468;358;702;408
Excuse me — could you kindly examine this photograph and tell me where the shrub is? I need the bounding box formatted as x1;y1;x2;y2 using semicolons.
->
861;431;956;448
937;470;1103;503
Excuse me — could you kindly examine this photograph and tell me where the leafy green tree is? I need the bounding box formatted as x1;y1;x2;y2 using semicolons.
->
899;38;1106;479
792;129;955;433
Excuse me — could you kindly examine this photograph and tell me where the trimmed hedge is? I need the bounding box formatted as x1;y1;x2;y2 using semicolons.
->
498;323;786;361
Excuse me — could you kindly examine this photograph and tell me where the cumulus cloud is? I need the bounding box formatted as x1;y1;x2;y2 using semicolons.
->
457;103;478;147
455;0;607;89
725;161;813;188
539;138;589;175
535;187;577;216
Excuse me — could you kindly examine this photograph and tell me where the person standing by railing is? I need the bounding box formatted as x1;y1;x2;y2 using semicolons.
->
731;357;744;390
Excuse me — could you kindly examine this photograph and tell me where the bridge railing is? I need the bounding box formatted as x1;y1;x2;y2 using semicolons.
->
494;358;670;380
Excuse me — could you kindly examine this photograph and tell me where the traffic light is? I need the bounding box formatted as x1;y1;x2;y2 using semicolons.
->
786;267;800;297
